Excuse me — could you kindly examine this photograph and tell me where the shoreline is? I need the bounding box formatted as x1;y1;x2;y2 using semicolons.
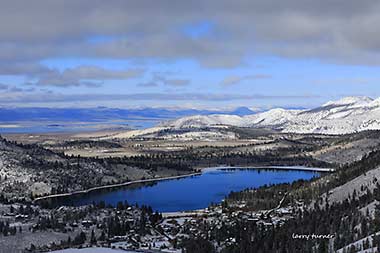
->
200;165;335;173
33;165;334;203
33;171;201;203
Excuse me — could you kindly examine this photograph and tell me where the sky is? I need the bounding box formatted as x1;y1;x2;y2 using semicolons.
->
1;0;380;110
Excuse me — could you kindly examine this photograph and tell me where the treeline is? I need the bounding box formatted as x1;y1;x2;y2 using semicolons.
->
27;201;163;251
0;221;19;236
226;147;380;212
186;143;380;252
2;134;333;174
34;200;162;236
227;177;318;211
48;140;123;149
0;135;333;203
99;148;332;172
184;183;380;253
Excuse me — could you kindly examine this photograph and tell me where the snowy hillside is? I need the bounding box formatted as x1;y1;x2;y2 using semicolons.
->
163;96;380;135
160;114;247;129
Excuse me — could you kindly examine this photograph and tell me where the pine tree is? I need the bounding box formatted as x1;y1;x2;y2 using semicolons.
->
90;229;97;244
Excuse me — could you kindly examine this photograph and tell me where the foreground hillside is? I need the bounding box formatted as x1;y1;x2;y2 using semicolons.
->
183;144;380;252
0;136;193;201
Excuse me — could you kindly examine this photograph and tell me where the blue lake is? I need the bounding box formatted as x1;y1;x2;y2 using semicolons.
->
56;168;320;212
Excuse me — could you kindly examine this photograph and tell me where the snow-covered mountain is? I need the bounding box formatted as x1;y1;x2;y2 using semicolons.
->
162;114;247;129
162;96;380;135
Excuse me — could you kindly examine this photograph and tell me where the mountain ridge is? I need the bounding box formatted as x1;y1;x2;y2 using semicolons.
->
162;96;380;135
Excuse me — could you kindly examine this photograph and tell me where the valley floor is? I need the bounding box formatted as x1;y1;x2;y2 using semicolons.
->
2;130;380;252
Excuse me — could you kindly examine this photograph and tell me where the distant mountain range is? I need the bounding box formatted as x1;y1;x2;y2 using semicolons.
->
0;106;258;122
163;96;380;135
4;96;380;135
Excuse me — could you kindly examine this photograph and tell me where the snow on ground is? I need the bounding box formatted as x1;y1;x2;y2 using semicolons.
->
160;130;237;141
103;127;169;139
155;96;380;135
359;200;379;219
325;166;380;205
89;96;380;138
29;181;52;196
310;137;380;165
163;114;245;129
0;230;77;253
162;210;204;218
336;231;380;253
50;247;137;253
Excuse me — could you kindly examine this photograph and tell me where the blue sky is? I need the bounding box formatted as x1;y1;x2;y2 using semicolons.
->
31;56;380;109
1;1;380;109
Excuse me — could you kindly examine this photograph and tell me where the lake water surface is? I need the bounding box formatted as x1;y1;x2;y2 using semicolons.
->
56;167;320;212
